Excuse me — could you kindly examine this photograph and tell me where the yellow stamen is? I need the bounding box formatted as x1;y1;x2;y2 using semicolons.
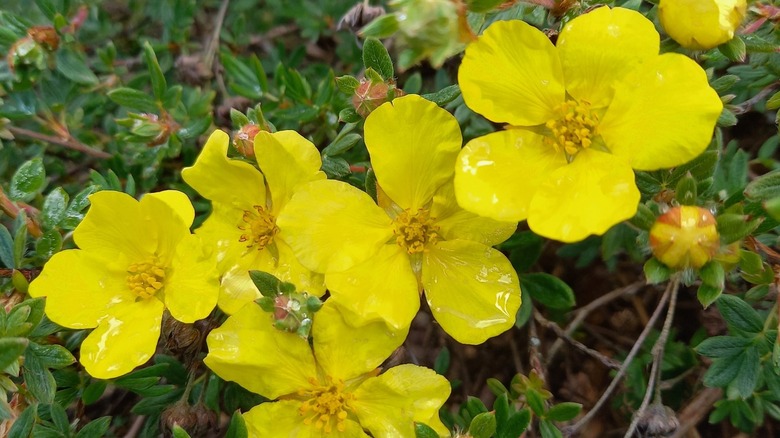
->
126;256;166;299
545;100;599;158
298;377;354;433
392;208;440;254
238;205;278;250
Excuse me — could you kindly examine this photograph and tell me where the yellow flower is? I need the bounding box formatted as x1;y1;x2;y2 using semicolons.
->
204;301;451;437
182;130;326;314
650;206;720;269
659;0;747;50
29;191;219;379
277;95;520;345
455;6;723;243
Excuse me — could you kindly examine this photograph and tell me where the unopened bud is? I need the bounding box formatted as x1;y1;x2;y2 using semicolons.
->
659;0;746;50
650;206;720;270
234;124;261;157
27;26;59;51
352;79;404;117
161;402;216;437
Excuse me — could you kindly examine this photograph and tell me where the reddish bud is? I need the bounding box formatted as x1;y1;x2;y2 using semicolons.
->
352;79;405;117
234;124;262;158
27;26;59;51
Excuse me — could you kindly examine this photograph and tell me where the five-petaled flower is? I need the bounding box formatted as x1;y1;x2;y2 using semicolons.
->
29;190;219;379
455;6;723;243
204;301;451;437
182;130;326;314
277;94;521;345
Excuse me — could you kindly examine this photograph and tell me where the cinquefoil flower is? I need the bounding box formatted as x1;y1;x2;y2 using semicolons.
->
659;0;746;50
455;6;723;242
278;95;520;344
204;301;450;437
29;191;219;379
182;130;325;314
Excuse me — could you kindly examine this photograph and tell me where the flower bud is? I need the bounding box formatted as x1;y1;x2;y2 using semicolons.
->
161;402;216;437
352;78;405;117
392;0;466;69
659;0;747;50
27;26;59;51
234;123;262;158
650;206;720;269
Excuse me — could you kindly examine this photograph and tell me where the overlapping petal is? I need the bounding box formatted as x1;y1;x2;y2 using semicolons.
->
352;364;451;438
454;129;566;222
79;298;164;379
557;6;659;108
365;95;462;210
139;191;191;263
459;20;564;126
204;303;317;399
600;53;723;171
244;400;368;438
422;240;520;345
163;234;219;323
527;149;639;242
28;250;130;329
276;180;394;273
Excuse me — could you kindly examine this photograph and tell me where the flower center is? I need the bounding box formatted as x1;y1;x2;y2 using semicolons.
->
126;256;166;299
392;208;440;254
545;100;599;157
238;205;278;250
298;378;355;433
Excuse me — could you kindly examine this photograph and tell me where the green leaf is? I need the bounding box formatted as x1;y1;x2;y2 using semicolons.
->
630;203;656;231
338;107;362;123
696;336;751;358
718;35;746;62
467;0;506;12
414;422;439;438
56;48;99;86
0;224;14;268
717;213;762;245
177;116;213;140
469;412;496;438
49;403;69;433
362;38;394;80
731;345;760;398
697;284;723;309
717;294;763;334
82;380;107;405
520;273;575;310
359;14;400;39
700;261;725;289
35;230;62;260
7;405;36;438
75;417;112;438
10;158;46;202
546;402;582;422
767;91;780;111
321;155;351;178
739;250;774;285
0;338;28;371
745;170;780;201
225;411;248;438
674;172;697;205
23;348;56;403
107;88;159;113
515;287;532;328
504;409;531;438
434;347;450;375
539;419;563;438
27;342;75;369
487;378;509;396
172;425;192;438
422;85;461;106
248;270;286;297
322;133;361;157
41;188;69;230
142;42;167;100
335;75;360;94
404;72;422;94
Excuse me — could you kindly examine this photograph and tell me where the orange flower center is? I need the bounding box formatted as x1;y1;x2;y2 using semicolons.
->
392;208;440;254
545;100;599;157
126;256;166;299
238;205;278;250
298;378;355;433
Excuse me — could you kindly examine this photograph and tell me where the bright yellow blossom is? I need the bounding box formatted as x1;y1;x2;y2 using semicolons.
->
650;206;720;269
204;301;451;437
277;95;520;345
182;130;326;314
29;190;219;379
659;0;747;50
455;6;723;243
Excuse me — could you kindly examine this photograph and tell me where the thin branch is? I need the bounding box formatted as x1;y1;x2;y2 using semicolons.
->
8;126;111;159
203;0;230;71
535;312;621;370
733;81;780;115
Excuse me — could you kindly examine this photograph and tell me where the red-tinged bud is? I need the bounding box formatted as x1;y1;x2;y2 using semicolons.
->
352;79;405;118
234;124;262;158
650;206;720;270
27;26;59;51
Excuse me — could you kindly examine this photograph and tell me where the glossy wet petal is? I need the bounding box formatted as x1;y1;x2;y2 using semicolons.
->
600;53;722;171
325;244;419;331
29;250;131;329
313;301;406;381
459;20;564;126
181;130;266;210
557;6;659;108
422;240;520;345
79;298;164;379
73;191;155;262
164;234;219;323
276;180;394;273
243;400;368;438
365;95;462;210
352;364;451;438
454;129;566;222
139;192;191;263
528;149;639;242
204;303;317;399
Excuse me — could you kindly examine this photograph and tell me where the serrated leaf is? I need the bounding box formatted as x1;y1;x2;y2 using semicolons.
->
107;88;159;113
696;336;751;358
362;38;394;79
520;273;575;310
56;48;99;85
717;294;763;334
142;42;167;100
10;158;46;202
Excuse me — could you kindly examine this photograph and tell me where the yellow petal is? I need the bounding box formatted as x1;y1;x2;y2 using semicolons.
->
276;180;393;273
600;53;722;171
659;0;746;50
139;192;190;263
454;129;566;222
422;240;521;345
352;364;451;438
313;301;406;381
243;400;368;438
254;130;326;214
365;95;461;210
325;244;419;331
28;250;131;329
459;20;564;126
181;130;266;210
557;6;659;108
73;191;156;262
432;179;517;246
164;234;219;323
143;190;195;228
80;298;164;379
204;303;317;399
527;149;640;242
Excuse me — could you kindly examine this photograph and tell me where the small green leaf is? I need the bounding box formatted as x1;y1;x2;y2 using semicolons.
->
717;213;761;245
10;158;46;202
546;402;582;422
225;410;248;438
0;224;14;268
248;271;287;297
422;85;461;106
0;338;28;371
107;87;159;113
338;107;362;123
696;336;751;358
322;133;362;157
82;380;108;405
362;38;394;80
56;47;99;85
674;172;697;205
7;405;36;438
645;257;673;284
142;42;167;100
700;260;725;289
321;155;351;178
487;378;509;396
515;288;532;328
41;187;69;230
717;294;763;334
503;409;532;438
697;284;723;309
767;90;780;110
35;230;62;260
630;203;656;231
75;417;112;438
539;419;563;438
718;35;746;62
469;412;496;438
359;14;400;39
335;75;360;94
172;425;192;438
28;342;75;369
23;348;57;403
467;0;506;13
526;389;546;416
745;169;780;201
731;345;760;398
520;273;575;310
414;422;439;438
434;347;450;375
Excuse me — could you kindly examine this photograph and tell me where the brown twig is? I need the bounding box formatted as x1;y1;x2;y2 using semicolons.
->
8;126;111;159
0;186;43;238
535;312;621;370
733;81;780;115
